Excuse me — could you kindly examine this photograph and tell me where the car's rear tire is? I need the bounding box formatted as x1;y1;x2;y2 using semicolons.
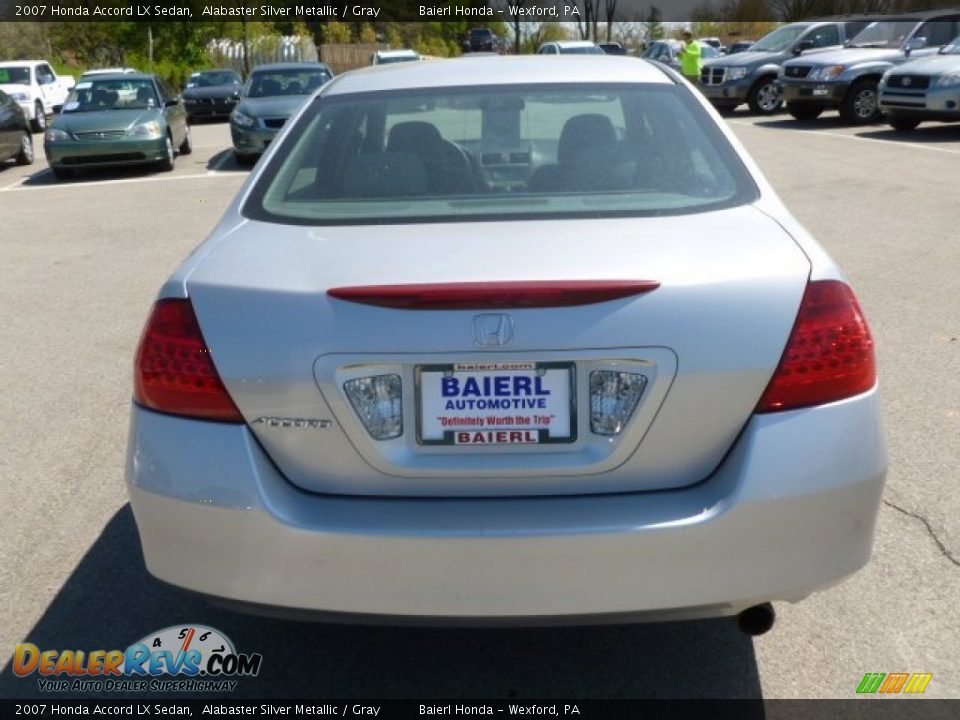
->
156;134;175;172
51;167;72;181
15;131;34;166
179;125;193;155
30;101;46;133
839;79;881;124
747;77;782;115
787;103;823;121
888;118;921;132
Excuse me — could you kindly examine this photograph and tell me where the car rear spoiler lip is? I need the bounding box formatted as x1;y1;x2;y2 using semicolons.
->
327;280;661;310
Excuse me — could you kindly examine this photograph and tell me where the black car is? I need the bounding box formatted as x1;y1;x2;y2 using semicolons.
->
0;88;33;166
183;69;243;122
467;28;501;53
599;42;627;55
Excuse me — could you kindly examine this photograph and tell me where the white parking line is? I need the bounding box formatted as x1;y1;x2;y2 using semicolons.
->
1;176;28;192
728;119;960;156
0;170;243;193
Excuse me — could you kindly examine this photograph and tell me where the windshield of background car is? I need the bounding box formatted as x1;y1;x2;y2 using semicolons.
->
245;84;758;225
188;71;241;88
752;24;808;52
850;21;917;48
62;78;159;113
0;67;31;84
247;69;331;97
377;55;419;64
559;46;605;55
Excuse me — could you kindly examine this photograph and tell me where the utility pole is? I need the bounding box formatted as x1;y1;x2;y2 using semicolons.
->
148;25;154;68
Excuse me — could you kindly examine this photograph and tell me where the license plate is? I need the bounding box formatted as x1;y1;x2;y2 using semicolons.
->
417;362;576;446
813;86;830;96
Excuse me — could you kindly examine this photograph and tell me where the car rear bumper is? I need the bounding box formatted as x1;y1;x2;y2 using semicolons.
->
45;137;167;167
127;390;887;622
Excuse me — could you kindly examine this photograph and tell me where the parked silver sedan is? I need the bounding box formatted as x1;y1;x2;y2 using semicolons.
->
879;36;960;130
127;56;887;631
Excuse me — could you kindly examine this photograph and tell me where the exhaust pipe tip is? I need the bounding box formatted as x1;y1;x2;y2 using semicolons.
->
737;602;776;636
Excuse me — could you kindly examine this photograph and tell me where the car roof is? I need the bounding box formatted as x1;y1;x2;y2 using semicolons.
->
553;40;600;48
252;62;331;72
81;68;136;75
0;60;47;66
325;56;672;96
376;49;419;57
191;68;239;74
78;73;155;81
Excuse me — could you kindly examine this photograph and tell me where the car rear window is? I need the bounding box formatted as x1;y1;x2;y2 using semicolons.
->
245;83;758;226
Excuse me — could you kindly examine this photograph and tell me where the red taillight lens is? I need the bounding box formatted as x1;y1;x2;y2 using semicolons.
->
134;298;243;423
756;280;876;413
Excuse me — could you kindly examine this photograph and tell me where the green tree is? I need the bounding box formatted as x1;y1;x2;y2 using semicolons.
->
645;6;665;43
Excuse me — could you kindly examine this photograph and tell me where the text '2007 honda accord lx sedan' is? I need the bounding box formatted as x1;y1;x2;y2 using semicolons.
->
127;56;887;632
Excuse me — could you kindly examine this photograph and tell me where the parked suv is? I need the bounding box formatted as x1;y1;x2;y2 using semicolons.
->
699;18;876;115
779;10;960;123
879;35;960;130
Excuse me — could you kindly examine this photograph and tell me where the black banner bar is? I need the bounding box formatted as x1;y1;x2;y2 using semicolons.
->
2;700;960;719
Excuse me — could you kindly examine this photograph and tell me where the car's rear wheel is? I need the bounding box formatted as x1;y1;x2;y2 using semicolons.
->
179;125;193;155
888;118;921;132
787;103;823;121
51;166;72;181
747;77;782;115
839;79;881;124
156;134;175;172
30;101;46;133
15;131;34;165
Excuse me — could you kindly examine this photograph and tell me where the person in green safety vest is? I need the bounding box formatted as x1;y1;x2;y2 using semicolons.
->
678;31;702;83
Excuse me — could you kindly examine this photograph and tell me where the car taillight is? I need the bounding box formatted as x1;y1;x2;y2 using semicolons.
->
134;298;243;423
756;280;876;413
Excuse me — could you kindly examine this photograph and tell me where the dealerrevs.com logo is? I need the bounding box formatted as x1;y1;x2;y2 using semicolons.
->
13;625;262;693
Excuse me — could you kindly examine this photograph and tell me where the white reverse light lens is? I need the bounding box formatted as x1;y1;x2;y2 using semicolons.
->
344;375;403;440
590;371;647;436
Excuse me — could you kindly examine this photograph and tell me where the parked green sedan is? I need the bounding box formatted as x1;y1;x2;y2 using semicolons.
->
44;73;191;180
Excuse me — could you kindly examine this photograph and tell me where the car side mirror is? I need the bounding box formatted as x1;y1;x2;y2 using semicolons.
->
906;36;927;54
41;74;55;85
793;40;814;55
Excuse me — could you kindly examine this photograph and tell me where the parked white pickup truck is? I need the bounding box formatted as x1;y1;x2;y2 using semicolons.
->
0;60;75;133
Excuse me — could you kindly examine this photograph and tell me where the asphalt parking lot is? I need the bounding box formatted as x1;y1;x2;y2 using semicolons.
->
1;111;958;700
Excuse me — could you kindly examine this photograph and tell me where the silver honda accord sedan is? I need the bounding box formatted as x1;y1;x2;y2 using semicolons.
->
127;56;887;631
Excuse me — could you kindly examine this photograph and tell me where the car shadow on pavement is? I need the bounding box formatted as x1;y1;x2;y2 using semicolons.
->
20;166;169;187
747;114;853;130
856;125;960;144
207;149;250;173
1;505;763;701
